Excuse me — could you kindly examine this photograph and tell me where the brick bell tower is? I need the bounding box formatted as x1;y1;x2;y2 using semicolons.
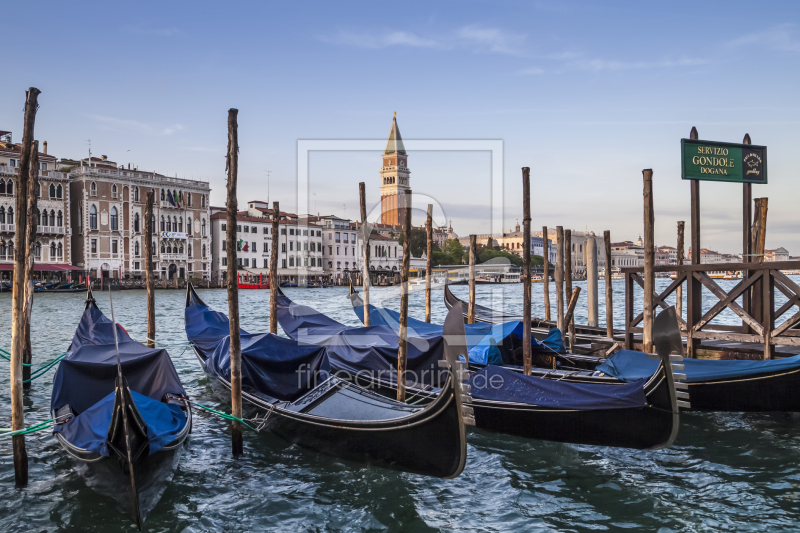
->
379;113;411;227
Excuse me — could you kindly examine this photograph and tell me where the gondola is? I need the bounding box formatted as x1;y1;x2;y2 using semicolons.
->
184;282;470;478
276;288;685;449
444;284;800;412
51;288;191;529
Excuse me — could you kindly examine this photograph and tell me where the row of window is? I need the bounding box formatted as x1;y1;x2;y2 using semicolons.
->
221;257;320;268
221;223;321;238
0;207;63;227
0;179;66;199
91;239;207;259
330;231;357;243
86;205;207;236
90;182;208;209
0;241;63;260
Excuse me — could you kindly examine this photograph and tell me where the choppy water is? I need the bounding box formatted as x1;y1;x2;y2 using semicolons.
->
2;281;800;532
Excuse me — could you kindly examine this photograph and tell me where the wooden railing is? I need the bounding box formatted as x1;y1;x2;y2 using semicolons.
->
622;261;800;359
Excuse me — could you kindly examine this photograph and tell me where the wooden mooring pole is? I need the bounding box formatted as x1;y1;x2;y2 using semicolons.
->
359;183;371;326
564;229;575;351
270;201;279;333
603;230;613;339
676;221;685;320
22;141;39;390
468;235;477;324
10;87;40;486
542;226;551;322
397;190;412;402
555;226;565;332
643;169;655;354
225;109;243;457
687;126;702;358
144;191;155;348
742;133;753;323
425;204;433;323
522;168;532;376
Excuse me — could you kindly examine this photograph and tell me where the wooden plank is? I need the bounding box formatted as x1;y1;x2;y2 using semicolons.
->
763;266;774;359
630;272;687;328
694;272;764;335
772;270;800;299
772;310;800;337
225;108;243;457
692;331;763;343
522;167;532;375
564;287;582;327
604;230;613;338
692;271;762;332
619;260;800;274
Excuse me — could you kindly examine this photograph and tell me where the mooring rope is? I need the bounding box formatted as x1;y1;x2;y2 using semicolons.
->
190;402;258;431
0;348;67;382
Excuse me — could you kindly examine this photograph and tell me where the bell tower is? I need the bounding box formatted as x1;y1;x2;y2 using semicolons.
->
379;113;411;226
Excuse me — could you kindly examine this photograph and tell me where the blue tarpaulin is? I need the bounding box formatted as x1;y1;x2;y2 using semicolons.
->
597;349;800;383
54;391;186;456
51;306;186;415
469;365;647;410
204;332;329;401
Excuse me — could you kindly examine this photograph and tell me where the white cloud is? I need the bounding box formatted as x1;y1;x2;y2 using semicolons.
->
321;25;529;56
517;66;545;75
90;115;186;136
727;24;800;53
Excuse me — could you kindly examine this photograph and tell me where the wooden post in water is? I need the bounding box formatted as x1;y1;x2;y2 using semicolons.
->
22;141;39;390
564;229;575;351
586;232;599;327
397;190;412;402
542;226;551;322
676;221;685;320
359;183;370;327
603;230;613;339
270;201;279;334
425;204;433;323
225;109;243;457
642;169;655;354
10;87;40;486
564;287;582;328
144;191;155;347
555;226;565;332
522;168;532;375
468;235;477;324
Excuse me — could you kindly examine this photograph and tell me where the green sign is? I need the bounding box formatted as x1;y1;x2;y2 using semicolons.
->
681;139;767;184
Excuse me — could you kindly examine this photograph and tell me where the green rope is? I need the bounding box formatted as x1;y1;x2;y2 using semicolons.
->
0;348;32;366
192;403;257;431
0;419;54;438
24;353;67;383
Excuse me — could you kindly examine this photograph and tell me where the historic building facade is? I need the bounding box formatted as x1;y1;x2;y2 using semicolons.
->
68;156;211;280
379;114;411;227
0;132;72;277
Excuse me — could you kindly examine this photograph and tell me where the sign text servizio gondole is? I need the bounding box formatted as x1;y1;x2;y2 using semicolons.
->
681;139;767;184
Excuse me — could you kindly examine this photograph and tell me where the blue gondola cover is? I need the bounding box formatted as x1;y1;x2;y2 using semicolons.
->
54;390;186;456
597;349;800;383
469;365;647;410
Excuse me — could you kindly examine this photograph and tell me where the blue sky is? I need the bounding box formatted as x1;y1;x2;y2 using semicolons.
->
2;1;799;253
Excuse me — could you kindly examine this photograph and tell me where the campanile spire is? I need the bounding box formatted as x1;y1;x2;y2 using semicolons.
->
379;114;411;226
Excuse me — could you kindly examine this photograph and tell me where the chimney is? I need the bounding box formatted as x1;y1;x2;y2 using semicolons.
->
101;155;107;161
43;140;48;154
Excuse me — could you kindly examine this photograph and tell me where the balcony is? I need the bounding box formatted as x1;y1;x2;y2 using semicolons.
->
160;253;187;261
37;226;65;235
0;223;15;233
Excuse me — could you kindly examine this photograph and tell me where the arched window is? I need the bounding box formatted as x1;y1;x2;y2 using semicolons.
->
202;244;207;258
0;179;5;195
151;215;155;234
134;187;139;202
172;216;177;232
187;243;192;257
34;242;41;260
56;184;62;199
160;189;165;201
160;242;165;254
134;241;140;256
7;207;12;224
0;207;4;224
57;242;62;257
36;182;41;197
6;180;12;195
202;194;206;208
35;208;42;226
111;184;118;199
134;213;140;233
7;240;13;259
49;183;56;198
179;244;184;254
89;205;97;229
187;217;192;235
0;241;5;259
160;215;165;232
49;210;55;226
90;182;97;196
187;193;192;207
50;242;56;259
166;217;171;232
201;219;206;237
110;207;118;230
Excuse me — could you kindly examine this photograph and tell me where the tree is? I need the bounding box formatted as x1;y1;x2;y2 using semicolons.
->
443;239;465;263
398;227;438;257
478;248;522;267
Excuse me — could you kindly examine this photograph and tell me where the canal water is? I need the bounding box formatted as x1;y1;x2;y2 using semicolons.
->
2;281;800;532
